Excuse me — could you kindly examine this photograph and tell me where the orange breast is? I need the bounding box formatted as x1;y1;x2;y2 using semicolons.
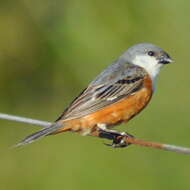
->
54;75;153;134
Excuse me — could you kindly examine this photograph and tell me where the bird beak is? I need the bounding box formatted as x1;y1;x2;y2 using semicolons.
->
158;52;173;64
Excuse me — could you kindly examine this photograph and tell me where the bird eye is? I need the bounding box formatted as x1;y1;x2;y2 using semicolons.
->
148;51;155;56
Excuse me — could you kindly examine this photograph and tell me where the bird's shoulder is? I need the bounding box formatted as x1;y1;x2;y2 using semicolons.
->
89;61;147;87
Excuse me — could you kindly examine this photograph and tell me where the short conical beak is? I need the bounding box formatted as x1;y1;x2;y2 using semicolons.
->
158;53;173;64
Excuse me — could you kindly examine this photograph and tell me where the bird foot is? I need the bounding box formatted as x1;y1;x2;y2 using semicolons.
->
98;128;134;148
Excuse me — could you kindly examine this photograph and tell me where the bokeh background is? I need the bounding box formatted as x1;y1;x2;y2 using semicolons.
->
0;0;190;190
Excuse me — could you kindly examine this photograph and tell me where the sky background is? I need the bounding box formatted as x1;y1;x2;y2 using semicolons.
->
0;1;190;190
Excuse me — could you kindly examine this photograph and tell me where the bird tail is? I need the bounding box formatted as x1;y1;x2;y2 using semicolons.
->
15;122;65;147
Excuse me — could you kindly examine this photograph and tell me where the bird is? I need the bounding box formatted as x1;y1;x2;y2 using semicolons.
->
16;42;172;147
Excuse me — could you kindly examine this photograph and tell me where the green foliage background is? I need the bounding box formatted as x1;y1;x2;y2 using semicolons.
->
0;1;190;189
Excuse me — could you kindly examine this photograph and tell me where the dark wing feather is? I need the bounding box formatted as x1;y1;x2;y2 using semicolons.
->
56;62;147;121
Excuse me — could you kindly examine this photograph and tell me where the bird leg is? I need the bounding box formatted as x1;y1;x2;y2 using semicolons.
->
95;124;134;148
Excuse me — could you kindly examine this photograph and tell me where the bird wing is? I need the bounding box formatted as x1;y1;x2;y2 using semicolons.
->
56;62;147;121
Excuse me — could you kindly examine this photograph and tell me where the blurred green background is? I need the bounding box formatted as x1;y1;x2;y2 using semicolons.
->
0;0;190;190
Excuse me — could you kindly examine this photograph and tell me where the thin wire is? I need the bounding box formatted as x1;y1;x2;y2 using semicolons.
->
0;113;52;127
0;112;190;154
125;137;190;154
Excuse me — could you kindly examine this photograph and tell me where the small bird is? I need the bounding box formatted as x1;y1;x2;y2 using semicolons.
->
17;42;172;147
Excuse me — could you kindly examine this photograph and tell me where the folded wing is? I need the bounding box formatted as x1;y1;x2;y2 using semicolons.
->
57;62;147;121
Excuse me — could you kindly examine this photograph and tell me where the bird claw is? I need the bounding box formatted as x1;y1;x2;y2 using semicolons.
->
104;136;130;148
97;126;134;148
104;141;129;148
102;131;134;148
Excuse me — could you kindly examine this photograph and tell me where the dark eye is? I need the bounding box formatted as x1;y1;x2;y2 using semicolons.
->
148;51;155;56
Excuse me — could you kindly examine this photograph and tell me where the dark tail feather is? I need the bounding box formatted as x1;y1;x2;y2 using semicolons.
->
15;122;63;147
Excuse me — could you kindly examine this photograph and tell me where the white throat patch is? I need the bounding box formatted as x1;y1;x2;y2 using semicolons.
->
133;55;163;90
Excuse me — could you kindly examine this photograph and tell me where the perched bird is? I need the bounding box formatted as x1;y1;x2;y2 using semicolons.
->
17;42;172;147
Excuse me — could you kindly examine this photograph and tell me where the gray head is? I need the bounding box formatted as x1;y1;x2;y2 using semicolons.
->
119;42;172;79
